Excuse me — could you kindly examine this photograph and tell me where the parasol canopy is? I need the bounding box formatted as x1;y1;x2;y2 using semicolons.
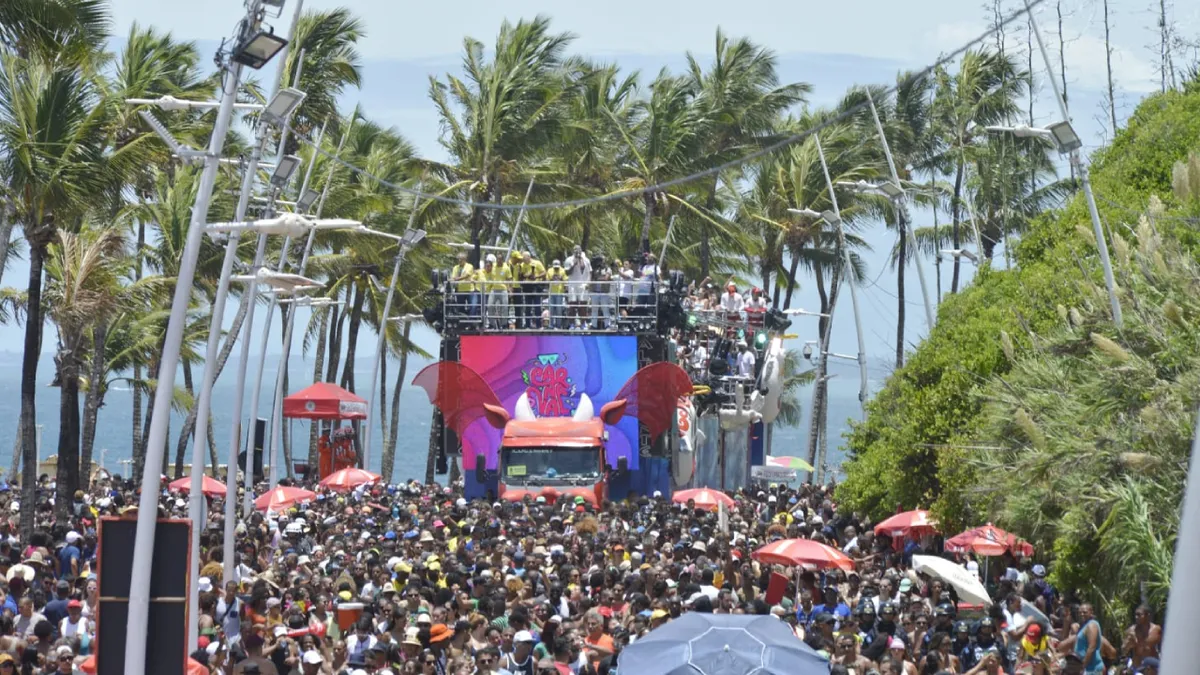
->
167;474;228;498
672;488;735;512
283;381;368;420
254;486;317;512
767;456;814;472
944;523;1034;557
618;612;828;675
912;554;992;606
752;538;855;571
319;467;380;492
874;509;938;539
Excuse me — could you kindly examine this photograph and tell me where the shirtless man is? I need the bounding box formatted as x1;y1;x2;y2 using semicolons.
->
1122;604;1161;671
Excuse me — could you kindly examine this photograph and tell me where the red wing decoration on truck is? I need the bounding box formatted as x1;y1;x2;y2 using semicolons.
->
412;362;509;437
599;363;693;440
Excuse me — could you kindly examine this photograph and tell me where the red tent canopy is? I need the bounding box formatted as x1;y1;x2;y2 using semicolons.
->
283;382;367;420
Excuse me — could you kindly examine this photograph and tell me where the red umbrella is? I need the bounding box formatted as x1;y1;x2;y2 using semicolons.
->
254;486;317;512
167;473;228;498
283;381;368;420
752;538;855;571
319;467;381;492
672;488;735;512
944;523;1034;557
874;509;938;539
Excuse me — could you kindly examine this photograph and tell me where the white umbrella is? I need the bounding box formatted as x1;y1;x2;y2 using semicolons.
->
913;554;992;606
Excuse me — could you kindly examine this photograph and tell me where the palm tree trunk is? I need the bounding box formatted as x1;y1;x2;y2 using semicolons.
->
326;293;347;383
425;409;439;484
55;342;82;524
640;192;654;254
20;242;47;540
10;419;23;488
174;359;195;478
781;249;801;310
381;321;412;483
308;309;329;467
80;319;108;486
0;203;13;280
895;214;907;369
340;282;366;392
207;414;219;477
950;160;964;293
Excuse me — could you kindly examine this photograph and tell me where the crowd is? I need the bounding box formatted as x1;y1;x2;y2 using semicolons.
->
0;472;1168;675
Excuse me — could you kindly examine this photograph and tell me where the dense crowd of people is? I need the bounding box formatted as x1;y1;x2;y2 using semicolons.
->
0;471;1168;674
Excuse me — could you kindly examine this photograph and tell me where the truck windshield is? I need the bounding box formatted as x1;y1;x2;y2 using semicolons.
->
501;448;600;485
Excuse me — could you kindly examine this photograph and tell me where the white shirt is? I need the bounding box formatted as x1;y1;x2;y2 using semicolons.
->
690;345;708;370
746;295;768;310
737;350;756;377
566;254;591;282
618;271;634;298
60;615;90;639
720;292;745;312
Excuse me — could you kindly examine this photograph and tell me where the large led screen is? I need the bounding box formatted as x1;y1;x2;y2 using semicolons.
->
458;335;639;472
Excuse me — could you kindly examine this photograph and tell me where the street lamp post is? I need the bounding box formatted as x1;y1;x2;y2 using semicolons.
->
360;204;427;468
863;91;936;328
125;3;271;672
1015;0;1123;327
245;116;356;505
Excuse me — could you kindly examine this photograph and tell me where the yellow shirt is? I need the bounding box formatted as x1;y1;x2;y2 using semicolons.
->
451;263;476;292
517;260;546;285
547;266;568;293
482;264;511;292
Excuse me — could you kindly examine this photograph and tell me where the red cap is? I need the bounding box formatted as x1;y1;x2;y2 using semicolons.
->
67;599;82;609
197;635;210;650
1026;624;1041;638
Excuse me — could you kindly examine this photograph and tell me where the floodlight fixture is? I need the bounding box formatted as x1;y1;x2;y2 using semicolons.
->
782;308;830;318
400;229;427;247
261;88;306;126
786;208;822;219
877;180;905;200
269;155;301;188
295;189;320;214
261;0;286;7
232;28;288;70
820;210;840;226
1046;121;1083;153
940;248;979;263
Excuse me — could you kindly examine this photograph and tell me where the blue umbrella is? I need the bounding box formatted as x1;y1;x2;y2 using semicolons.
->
618;613;829;675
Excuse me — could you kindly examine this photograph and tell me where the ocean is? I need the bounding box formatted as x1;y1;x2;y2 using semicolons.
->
0;348;864;484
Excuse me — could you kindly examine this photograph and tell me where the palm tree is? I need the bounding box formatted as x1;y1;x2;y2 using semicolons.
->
932;49;1024;292
0;45;112;536
968;133;1073;259
428;16;575;263
43;226;126;518
686;30;810;278
280;8;364;151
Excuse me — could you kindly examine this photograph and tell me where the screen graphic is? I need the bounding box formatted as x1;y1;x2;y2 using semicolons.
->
458;335;639;472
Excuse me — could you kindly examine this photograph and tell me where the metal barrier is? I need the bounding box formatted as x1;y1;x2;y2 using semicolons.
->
439;280;661;333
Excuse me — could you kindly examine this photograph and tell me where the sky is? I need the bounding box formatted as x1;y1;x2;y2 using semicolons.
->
1;0;1197;399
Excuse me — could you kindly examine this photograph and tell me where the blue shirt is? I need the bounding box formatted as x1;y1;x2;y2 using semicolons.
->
57;545;81;579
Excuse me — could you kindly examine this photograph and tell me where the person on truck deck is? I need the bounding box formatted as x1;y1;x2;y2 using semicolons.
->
547;260;568;329
450;252;478;317
481;253;511;330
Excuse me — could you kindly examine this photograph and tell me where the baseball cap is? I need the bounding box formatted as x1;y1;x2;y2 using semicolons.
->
514;630;534;643
1139;657;1160;671
303;650;324;665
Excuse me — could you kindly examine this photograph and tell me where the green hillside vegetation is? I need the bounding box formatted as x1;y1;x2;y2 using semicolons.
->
839;82;1200;625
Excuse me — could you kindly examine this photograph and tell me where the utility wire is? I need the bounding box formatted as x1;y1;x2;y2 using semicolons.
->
283;0;1046;213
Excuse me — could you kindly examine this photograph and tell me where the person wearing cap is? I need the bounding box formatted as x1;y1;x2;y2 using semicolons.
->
501;629;536;674
587;252;613;329
719;280;744;314
545;258;568;328
736;338;756;378
481;253;512;330
1136;656;1160;675
450;251;479;318
60;598;91;642
51;645;79;675
961;616;1010;673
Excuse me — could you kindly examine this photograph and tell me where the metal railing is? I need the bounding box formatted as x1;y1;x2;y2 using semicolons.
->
438;279;660;333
